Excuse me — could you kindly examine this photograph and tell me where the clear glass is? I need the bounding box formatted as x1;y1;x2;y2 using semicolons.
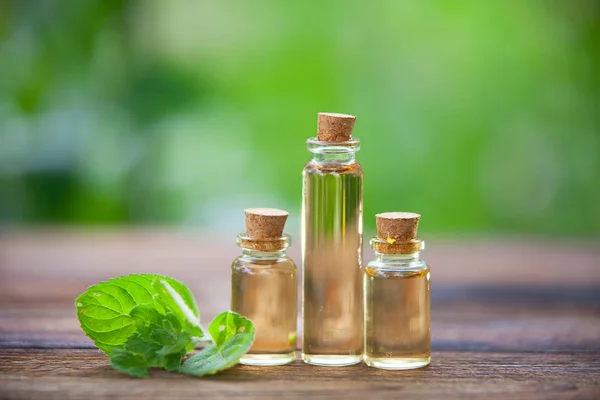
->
301;138;363;366
231;234;298;366
364;239;431;370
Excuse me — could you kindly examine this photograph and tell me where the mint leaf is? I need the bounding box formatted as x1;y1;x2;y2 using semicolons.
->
152;279;204;340
77;275;254;378
75;274;203;355
109;306;192;377
110;349;150;378
129;305;191;369
178;311;255;376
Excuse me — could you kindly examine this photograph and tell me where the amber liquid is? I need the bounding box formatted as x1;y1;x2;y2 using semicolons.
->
231;256;297;365
301;160;363;366
364;263;431;369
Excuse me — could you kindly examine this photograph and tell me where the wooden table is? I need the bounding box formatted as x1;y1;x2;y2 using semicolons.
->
1;230;599;399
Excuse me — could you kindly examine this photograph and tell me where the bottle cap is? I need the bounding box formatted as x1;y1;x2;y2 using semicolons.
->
376;212;420;242
245;208;289;239
317;112;356;142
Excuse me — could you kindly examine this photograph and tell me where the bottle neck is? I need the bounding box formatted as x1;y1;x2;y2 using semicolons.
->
374;252;421;262
305;137;360;164
236;233;291;257
241;248;287;259
312;152;356;163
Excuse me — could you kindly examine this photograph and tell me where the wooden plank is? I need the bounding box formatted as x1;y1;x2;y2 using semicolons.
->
1;349;599;399
2;286;599;352
1;231;599;399
1;231;599;352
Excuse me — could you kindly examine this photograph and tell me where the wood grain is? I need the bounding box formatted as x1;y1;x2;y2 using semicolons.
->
2;287;599;352
0;230;599;399
1;349;599;400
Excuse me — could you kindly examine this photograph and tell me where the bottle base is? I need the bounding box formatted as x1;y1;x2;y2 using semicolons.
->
301;353;362;366
364;355;430;370
239;352;296;366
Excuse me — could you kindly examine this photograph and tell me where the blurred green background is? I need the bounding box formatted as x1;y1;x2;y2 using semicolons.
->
1;0;599;236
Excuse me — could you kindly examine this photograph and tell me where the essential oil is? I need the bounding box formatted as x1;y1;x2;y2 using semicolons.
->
364;212;431;370
231;208;298;366
302;113;364;366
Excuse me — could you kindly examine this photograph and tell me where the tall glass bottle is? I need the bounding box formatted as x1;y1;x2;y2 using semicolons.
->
231;208;298;366
364;212;431;370
302;112;363;366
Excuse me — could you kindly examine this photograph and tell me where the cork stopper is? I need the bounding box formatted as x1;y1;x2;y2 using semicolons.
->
242;208;289;252
317;112;356;142
376;212;421;241
373;212;422;254
245;208;288;239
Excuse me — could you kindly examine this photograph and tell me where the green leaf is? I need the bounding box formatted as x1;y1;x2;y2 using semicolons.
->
75;274;202;354
108;306;193;377
77;275;253;378
160;276;200;318
178;311;255;376
152;279;204;339
110;349;150;378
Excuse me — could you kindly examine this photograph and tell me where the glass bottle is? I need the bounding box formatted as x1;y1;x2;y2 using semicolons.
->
231;208;298;366
302;113;364;366
364;212;431;370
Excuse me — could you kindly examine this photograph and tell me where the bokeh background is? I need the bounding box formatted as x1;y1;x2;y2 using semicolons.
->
1;0;599;237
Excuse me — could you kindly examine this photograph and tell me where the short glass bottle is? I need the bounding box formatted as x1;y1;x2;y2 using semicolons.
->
231;233;298;366
364;237;431;370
